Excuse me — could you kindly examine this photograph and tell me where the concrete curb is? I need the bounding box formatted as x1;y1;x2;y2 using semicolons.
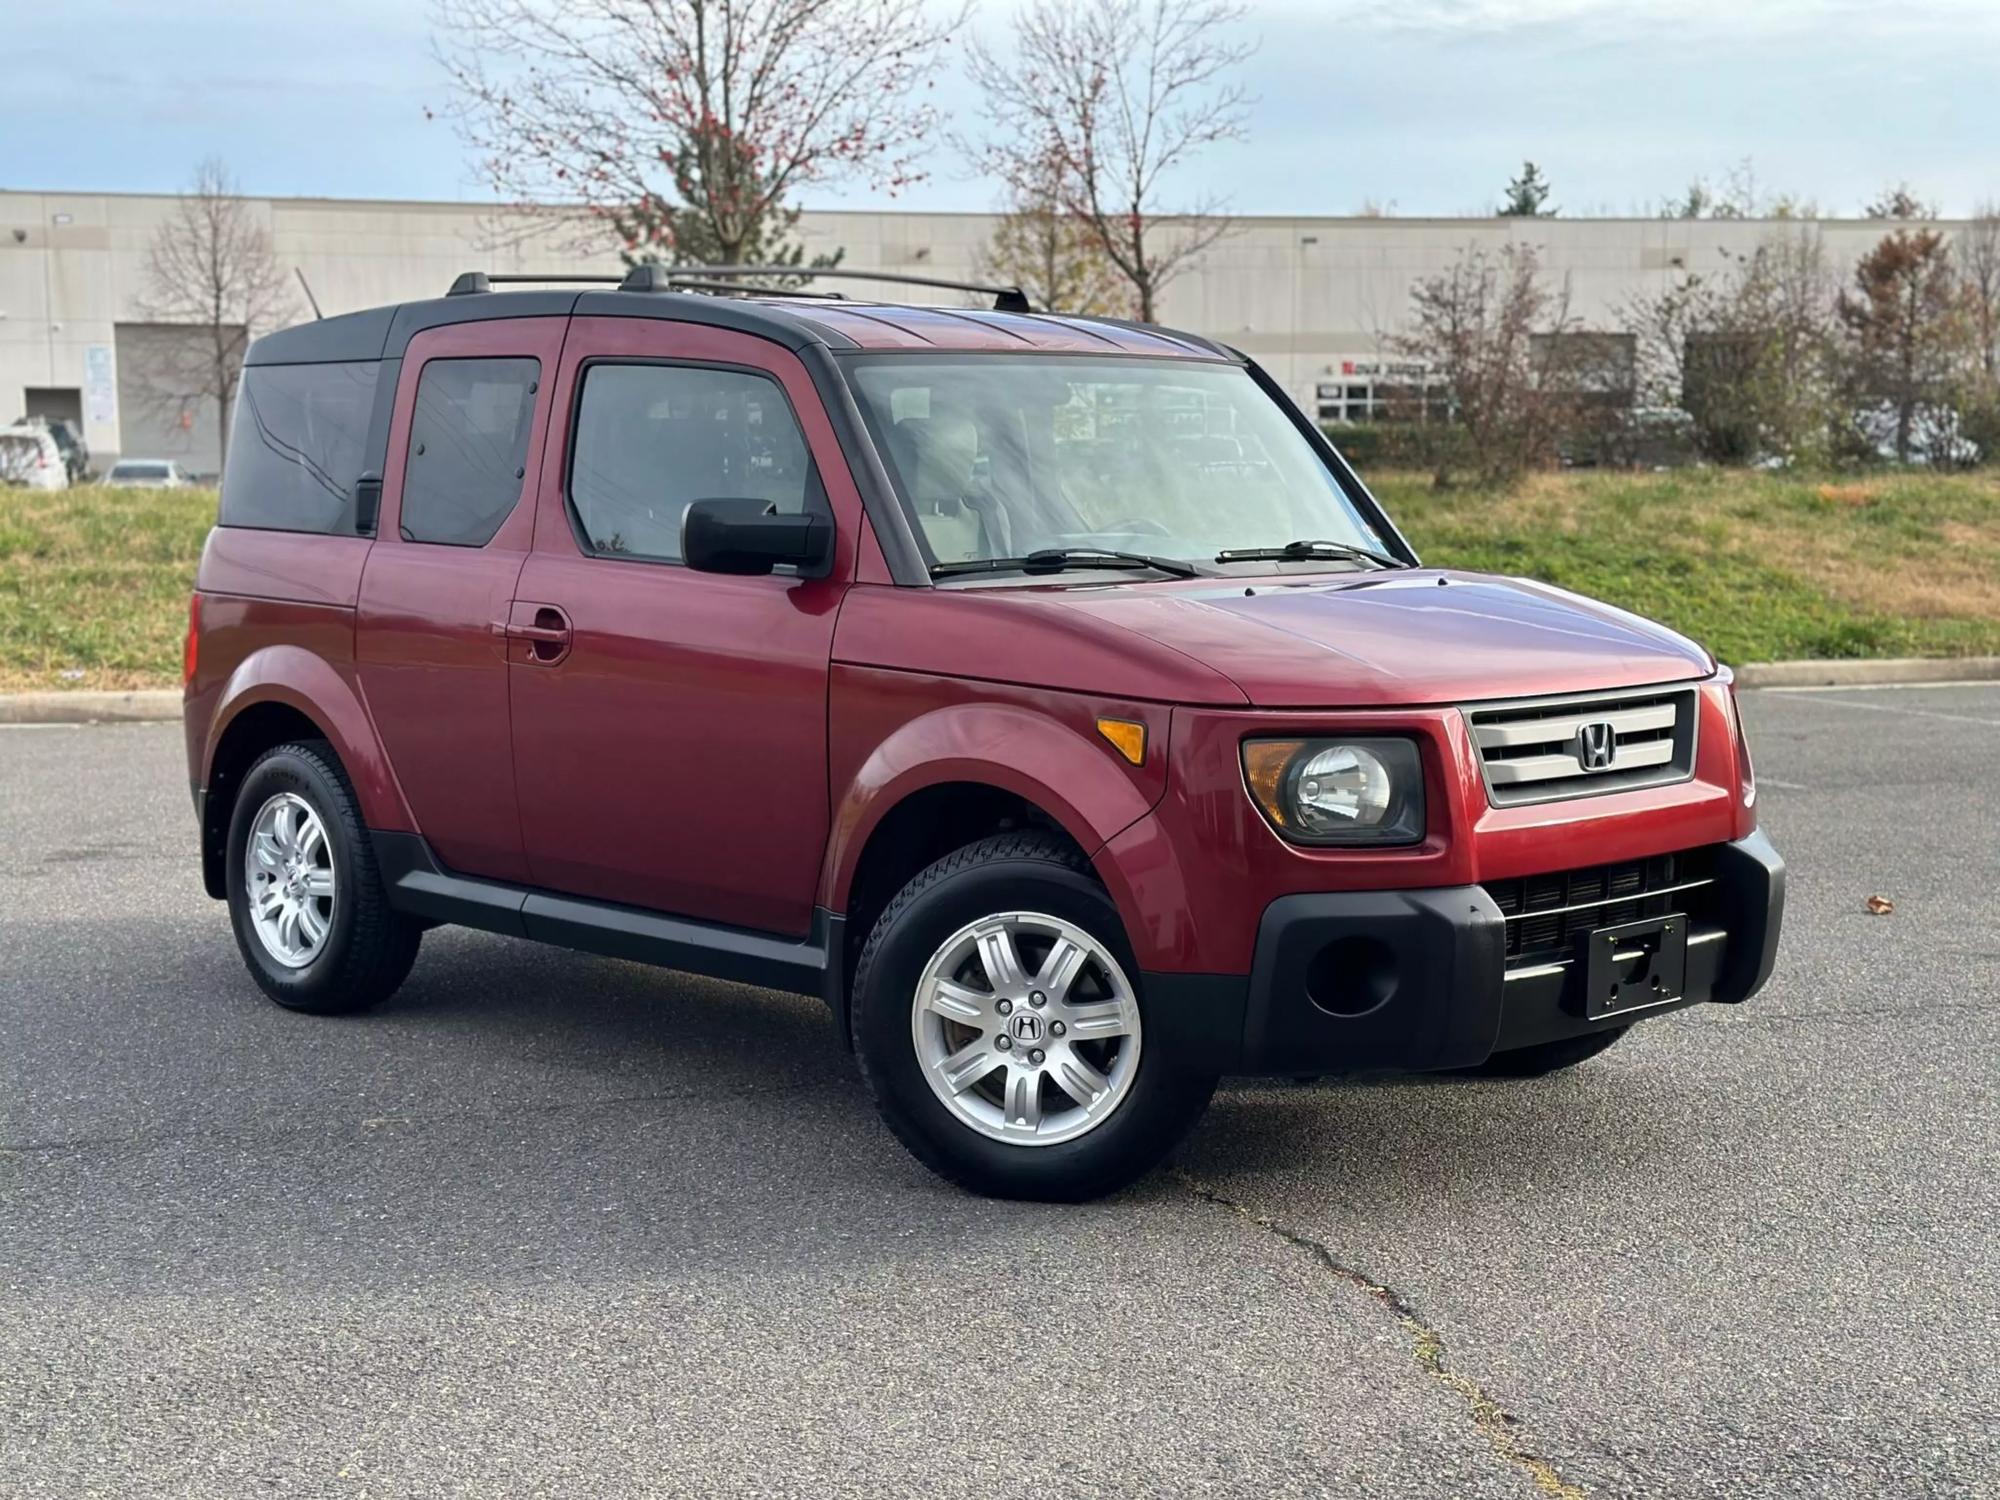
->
0;690;183;725
1732;657;2000;689
1;657;1996;724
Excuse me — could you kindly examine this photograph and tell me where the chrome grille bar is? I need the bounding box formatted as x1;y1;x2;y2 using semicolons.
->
1464;684;1700;806
1473;700;1676;749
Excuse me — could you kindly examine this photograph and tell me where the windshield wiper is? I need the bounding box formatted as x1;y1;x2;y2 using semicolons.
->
931;547;1203;580
1214;538;1407;569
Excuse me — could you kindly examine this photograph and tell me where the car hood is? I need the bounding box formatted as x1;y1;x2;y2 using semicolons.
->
1042;569;1715;707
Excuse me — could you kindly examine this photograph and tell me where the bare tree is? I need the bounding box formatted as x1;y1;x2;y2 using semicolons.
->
969;0;1253;323
432;0;961;265
133;160;296;471
974;150;1129;315
1864;183;1935;221
1391;243;1583;486
1657;159;1817;222
1962;202;2000;382
1626;228;1842;463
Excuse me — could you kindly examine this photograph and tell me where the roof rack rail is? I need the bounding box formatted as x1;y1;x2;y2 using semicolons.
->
446;271;627;296
663;274;849;300
446;264;1035;313
659;265;1035;314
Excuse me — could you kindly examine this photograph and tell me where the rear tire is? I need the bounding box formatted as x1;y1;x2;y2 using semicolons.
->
851;833;1216;1201
224;741;421;1016
1462;1024;1630;1078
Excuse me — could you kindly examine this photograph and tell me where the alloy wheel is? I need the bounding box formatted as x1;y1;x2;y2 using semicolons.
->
910;911;1143;1146
244;792;336;969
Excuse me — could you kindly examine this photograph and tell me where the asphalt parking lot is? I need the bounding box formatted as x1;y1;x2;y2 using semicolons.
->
3;684;1995;1498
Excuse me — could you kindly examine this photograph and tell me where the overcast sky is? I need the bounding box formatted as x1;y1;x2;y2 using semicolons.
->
8;0;1996;218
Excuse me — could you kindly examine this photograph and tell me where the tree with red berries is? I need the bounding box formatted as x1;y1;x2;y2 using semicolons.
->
433;0;962;268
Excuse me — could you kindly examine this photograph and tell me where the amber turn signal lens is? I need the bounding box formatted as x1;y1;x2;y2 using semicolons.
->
182;594;201;688
1096;717;1148;766
1241;739;1307;828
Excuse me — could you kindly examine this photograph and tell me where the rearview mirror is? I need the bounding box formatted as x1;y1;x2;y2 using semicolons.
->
682;498;833;577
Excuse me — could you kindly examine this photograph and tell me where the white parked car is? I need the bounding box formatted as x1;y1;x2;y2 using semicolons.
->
105;459;196;488
0;425;69;490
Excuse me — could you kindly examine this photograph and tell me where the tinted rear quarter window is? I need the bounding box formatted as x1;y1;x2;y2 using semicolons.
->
221;361;380;533
399;357;539;547
568;363;815;563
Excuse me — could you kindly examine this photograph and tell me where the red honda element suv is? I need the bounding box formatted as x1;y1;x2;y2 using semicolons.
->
183;266;1783;1201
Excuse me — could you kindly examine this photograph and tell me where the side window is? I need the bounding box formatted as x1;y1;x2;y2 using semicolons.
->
221;360;380;534
400;357;539;547
568;362;814;563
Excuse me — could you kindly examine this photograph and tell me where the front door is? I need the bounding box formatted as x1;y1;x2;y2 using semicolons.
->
356;317;566;883
508;317;860;935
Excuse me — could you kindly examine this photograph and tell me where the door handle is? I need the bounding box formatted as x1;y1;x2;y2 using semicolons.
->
507;602;572;665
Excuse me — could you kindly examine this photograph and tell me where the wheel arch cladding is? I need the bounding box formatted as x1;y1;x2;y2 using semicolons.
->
821;701;1164;921
198;649;414;898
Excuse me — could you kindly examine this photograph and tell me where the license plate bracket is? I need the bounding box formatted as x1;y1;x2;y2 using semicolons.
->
1582;914;1689;1020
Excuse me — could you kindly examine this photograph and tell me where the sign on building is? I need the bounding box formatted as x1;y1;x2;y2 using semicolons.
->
83;345;117;427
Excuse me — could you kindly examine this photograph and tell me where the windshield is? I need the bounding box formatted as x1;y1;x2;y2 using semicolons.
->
845;356;1389;573
113;463;169;480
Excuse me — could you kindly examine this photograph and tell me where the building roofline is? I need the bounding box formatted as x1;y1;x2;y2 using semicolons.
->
0;185;1976;229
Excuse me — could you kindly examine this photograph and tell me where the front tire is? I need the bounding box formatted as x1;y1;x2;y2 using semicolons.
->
851;833;1216;1201
224;741;421;1015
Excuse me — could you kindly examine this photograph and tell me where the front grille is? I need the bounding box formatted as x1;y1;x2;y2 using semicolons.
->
1485;847;1718;962
1465;685;1699;806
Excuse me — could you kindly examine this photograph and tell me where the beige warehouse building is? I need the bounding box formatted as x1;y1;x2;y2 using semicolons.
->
0;188;1952;474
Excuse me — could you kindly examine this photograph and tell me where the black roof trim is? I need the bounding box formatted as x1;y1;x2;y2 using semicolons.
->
242;286;1227;368
1055;313;1242;361
244;286;848;367
384;290;583;356
244;306;396;366
572;288;853;350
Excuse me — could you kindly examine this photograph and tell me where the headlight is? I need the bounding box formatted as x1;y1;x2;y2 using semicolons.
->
1241;737;1426;846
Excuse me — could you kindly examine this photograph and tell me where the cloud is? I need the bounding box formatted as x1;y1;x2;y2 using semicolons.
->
1309;0;2000;42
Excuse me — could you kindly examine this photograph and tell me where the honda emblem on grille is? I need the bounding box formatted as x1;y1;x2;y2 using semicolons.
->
1575;720;1617;771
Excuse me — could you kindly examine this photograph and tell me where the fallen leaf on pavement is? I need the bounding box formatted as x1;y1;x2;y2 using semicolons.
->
1865;894;1895;915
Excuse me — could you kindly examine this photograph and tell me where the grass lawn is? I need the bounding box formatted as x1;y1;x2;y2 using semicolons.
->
1380;467;2000;666
2;470;1997;690
0;484;215;691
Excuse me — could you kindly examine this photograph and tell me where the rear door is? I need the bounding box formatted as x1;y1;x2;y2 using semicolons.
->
356;317;565;883
508;316;859;935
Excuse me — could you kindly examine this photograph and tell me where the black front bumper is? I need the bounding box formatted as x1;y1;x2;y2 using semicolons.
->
1144;830;1785;1075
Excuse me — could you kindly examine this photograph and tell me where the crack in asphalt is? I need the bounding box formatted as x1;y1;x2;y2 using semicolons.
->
1174;1170;1587;1500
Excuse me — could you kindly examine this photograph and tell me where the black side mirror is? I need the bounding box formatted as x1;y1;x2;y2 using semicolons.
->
682;497;833;577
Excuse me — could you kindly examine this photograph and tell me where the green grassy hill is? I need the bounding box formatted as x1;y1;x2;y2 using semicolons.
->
3;471;1996;689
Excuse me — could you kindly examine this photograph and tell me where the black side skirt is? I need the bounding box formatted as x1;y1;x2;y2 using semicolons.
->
370;831;845;1013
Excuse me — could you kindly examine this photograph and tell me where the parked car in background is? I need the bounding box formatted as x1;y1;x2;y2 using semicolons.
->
181;266;1784;1202
106;459;195;488
0;425;69;489
14;416;91;482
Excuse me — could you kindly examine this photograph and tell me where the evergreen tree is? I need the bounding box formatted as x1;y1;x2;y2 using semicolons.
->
1499;161;1556;218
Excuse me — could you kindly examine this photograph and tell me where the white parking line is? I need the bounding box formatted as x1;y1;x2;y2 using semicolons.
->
1777;693;2000;728
1755;679;2000;693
